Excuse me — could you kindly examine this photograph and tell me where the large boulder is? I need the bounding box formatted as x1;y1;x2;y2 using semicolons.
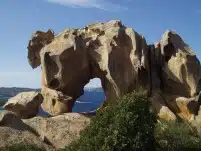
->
0;111;53;150
28;20;149;115
27;20;201;121
149;30;201;96
149;92;177;121
147;30;201;121
0;111;89;150
3;92;43;119
164;95;197;121
23;113;90;149
159;30;201;97
150;91;200;121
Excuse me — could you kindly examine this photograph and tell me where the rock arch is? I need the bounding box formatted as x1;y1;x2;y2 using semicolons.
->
28;20;201;120
28;20;149;115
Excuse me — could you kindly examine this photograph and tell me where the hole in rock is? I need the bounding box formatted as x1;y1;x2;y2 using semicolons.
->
52;99;56;106
72;78;105;113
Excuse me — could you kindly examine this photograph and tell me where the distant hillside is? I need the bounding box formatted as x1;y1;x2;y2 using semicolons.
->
0;87;104;112
0;87;103;97
85;87;103;92
0;87;40;98
0;87;41;106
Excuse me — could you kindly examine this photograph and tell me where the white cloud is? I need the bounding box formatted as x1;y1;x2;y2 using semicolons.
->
45;0;127;11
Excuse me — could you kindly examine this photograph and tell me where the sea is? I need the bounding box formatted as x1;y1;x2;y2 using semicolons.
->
0;90;104;116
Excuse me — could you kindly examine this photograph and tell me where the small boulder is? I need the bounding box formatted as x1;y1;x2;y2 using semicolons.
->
3;92;43;119
149;92;177;121
0;111;24;129
41;86;74;116
165;96;197;121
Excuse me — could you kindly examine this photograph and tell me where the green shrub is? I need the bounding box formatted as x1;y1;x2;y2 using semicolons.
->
0;143;46;151
155;120;201;151
65;90;156;151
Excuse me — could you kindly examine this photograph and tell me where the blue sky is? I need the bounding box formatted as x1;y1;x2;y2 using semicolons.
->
0;0;201;88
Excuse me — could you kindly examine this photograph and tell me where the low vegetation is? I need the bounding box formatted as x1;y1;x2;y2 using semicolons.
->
0;144;45;151
65;90;156;151
156;120;201;151
64;89;201;151
2;90;201;151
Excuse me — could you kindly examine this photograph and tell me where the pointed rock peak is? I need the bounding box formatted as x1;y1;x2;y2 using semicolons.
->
160;30;195;56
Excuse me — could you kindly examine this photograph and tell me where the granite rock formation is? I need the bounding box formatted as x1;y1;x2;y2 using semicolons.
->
0;111;89;150
27;20;201;121
3;92;43;119
23;113;90;149
28;29;54;69
0;111;54;150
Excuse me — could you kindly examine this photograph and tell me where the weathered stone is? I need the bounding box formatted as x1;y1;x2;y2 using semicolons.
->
0;111;54;150
41;86;74;115
27;20;201;121
190;92;201;135
160;30;201;97
3;92;43;119
28;29;54;69
164;95;197;121
0;111;89;150
150;93;200;121
149;92;176;121
147;30;201;121
29;20;148;115
0;111;23;128
23;113;90;149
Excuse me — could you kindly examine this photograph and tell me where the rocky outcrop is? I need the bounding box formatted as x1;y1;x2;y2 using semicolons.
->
0;111;54;150
149;31;201;120
28;20;149;115
3;92;43;119
149;91;177;121
28;30;54;69
23;113;90;149
158;31;201;97
0;111;89;150
27;20;201;121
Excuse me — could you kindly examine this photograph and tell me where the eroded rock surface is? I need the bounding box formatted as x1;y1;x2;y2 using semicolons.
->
3;92;43;119
0;111;89;150
23;113;90;149
28;20;149;115
149;30;201;121
28;29;54;68
41;86;74;116
159;30;201;97
27;20;201;121
0;111;54;150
